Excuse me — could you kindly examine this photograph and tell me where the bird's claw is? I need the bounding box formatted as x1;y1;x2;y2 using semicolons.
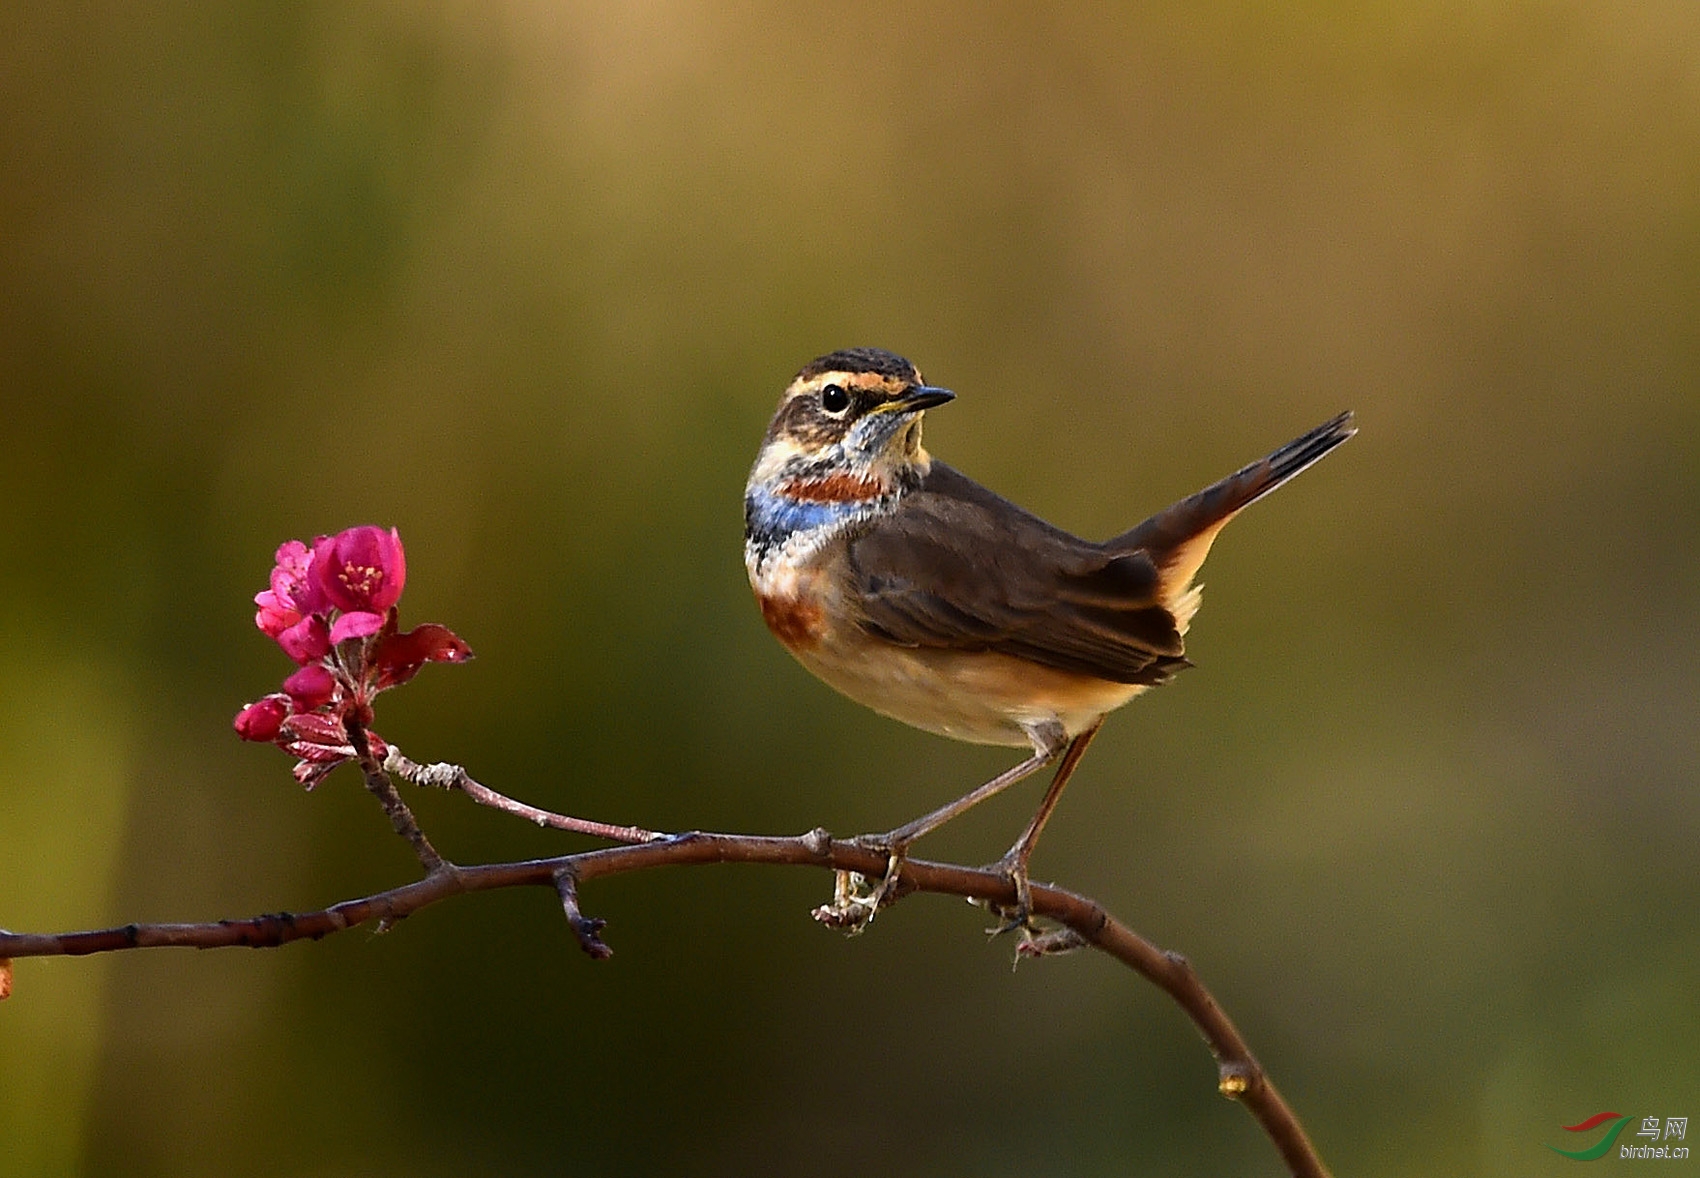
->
980;851;1037;937
811;840;907;934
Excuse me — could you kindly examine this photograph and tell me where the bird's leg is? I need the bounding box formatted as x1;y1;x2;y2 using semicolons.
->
881;719;1071;848
819;722;1069;932
986;720;1103;934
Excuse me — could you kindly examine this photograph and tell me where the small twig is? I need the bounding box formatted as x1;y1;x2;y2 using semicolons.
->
385;746;660;844
0;830;1328;1178
343;719;446;874
552;865;612;959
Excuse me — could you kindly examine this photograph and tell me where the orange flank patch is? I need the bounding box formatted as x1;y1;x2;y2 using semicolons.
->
778;472;884;503
757;592;825;648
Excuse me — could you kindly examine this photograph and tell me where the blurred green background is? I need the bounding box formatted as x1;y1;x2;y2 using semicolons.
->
3;4;1697;1175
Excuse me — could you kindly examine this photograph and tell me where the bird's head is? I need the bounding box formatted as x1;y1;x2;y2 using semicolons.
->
748;348;954;495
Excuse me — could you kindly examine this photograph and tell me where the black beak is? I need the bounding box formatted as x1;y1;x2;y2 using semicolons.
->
898;384;955;412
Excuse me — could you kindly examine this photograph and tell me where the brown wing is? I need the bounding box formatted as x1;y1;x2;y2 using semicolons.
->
845;463;1189;686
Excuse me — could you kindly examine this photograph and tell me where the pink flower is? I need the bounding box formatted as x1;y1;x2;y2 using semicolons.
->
271;539;315;598
237;527;467;783
282;664;338;711
312;526;406;616
254;539;327;638
233;695;290;742
253;591;299;639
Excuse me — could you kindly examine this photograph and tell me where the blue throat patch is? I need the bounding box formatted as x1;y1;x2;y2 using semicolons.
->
744;484;871;563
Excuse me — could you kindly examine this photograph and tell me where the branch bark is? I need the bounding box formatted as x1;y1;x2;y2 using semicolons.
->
0;826;1329;1178
384;747;660;844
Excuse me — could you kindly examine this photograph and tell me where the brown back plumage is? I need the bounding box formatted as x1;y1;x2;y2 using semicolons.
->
848;462;1188;686
844;411;1355;685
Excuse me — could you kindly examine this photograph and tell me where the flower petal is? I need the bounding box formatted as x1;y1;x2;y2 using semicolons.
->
276;615;332;665
329;610;386;644
254;590;302;638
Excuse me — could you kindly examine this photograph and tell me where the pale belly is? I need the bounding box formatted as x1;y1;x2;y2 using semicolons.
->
751;545;1146;749
791;632;1149;748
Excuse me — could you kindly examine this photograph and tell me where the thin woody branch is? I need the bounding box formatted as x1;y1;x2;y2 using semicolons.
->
0;830;1329;1178
552;864;612;959
384;746;660;845
343;718;445;874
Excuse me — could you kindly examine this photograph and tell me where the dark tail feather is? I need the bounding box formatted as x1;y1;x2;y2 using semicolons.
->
1112;411;1355;609
1113;411;1355;554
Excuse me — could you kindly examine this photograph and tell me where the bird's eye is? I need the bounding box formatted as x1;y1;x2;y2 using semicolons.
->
820;384;850;415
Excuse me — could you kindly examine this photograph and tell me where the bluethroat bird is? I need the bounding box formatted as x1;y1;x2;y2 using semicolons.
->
744;347;1353;929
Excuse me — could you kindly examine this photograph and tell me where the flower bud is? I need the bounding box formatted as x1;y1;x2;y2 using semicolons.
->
233;695;290;742
282;664;337;711
276;614;332;665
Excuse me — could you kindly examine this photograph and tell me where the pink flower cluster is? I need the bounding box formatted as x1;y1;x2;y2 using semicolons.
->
234;526;471;787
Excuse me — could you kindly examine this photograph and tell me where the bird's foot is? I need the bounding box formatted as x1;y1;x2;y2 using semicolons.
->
811;836;909;935
972;852;1086;964
979;849;1037;937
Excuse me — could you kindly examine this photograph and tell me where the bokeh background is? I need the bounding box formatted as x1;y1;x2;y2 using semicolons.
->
3;4;1697;1175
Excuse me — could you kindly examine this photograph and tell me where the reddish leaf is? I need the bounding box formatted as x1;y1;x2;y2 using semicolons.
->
293;760;338;790
283;740;353;764
281;711;346;745
374;623;474;689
